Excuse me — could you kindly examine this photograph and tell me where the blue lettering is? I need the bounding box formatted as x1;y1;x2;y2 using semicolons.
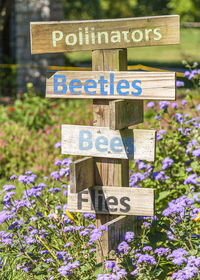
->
79;130;92;150
131;80;142;96
110;73;114;95
84;79;97;95
117;80;129;95
54;75;67;94
125;138;134;155
95;136;108;152
98;76;108;95
69;79;82;94
110;137;123;153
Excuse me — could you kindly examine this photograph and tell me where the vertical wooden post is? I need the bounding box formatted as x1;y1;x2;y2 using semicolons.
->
92;49;129;263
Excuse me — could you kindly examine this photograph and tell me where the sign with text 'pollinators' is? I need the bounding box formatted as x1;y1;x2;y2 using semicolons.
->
31;15;179;54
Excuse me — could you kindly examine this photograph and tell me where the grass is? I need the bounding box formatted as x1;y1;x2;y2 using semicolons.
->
66;28;200;68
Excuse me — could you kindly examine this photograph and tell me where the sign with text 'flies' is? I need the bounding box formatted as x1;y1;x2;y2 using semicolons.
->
67;186;154;216
62;125;156;161
31;15;179;54
46;71;176;100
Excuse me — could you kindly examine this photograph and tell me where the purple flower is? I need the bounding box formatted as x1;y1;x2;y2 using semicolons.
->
64;242;72;248
182;99;187;106
58;264;73;276
105;261;115;270
54;142;61;148
50;171;60;180
176;81;184;87
3;185;16;192
0;211;9;224
156;129;166;141
184;70;190;77
117;241;130;254
147;101;155;108
154;115;161;120
154;247;170;257
172;257;187;265
143;246;152;252
137;254;156;265
184;174;199;185
123;231;135;242
171;102;178;109
192;148;200;158
197;104;200;111
167;248;188;259
162;157;174;170
10;175;17;180
89;229;103;244
159;101;170;110
54;159;62;166
80;229;90;236
83;213;96;220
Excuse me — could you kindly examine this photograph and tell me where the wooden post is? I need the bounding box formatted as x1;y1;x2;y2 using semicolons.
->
92;49;129;262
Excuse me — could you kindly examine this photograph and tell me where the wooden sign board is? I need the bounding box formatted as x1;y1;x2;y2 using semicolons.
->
70;157;94;193
31;15;180;54
102;215;137;253
67;186;154;216
46;71;176;100
109;100;143;130
62;125;156;161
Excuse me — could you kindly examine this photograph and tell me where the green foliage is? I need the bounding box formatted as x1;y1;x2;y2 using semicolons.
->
168;0;200;21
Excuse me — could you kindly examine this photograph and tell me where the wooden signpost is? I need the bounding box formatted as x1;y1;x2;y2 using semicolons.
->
62;125;156;161
30;14;179;263
68;186;154;216
46;71;176;100
31;15;179;54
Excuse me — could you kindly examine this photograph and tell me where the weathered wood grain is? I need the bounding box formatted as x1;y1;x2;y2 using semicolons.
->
67;185;154;216
46;71;176;100
31;15;180;54
109;100;143;130
70;157;94;193
61;125;156;161
92;48;129;264
102;215;137;254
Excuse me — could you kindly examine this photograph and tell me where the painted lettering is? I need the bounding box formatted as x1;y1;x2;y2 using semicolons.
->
53;73;142;97
84;79;97;95
120;197;131;213
154;28;162;40
78;190;88;210
51;26;163;48
54;74;67;94
79;130;92;150
131;80;142;96
69;79;82;94
117;80;130;95
52;31;63;47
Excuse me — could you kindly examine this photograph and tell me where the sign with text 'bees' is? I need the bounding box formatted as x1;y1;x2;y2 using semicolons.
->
31;15;179;54
62;125;156;161
46;71;176;100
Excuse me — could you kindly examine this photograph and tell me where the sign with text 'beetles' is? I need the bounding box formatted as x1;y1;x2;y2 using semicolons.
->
46;71;176;100
62;125;156;161
31;15;179;54
67;186;154;216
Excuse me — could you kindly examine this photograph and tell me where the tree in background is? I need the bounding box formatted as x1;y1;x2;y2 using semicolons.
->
63;0;102;20
63;0;200;22
167;0;200;22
